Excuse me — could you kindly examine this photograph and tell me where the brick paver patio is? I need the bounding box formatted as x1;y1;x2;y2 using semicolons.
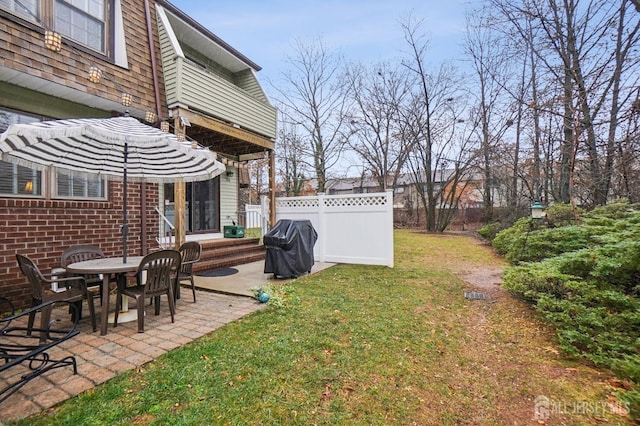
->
0;290;263;422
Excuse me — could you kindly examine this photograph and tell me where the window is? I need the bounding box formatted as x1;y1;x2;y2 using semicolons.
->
55;0;106;53
0;0;38;21
0;108;43;197
56;171;105;198
0;108;106;200
0;162;42;196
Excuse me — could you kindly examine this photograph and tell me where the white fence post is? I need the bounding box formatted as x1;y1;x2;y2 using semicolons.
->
317;193;325;262
384;189;394;267
260;195;269;237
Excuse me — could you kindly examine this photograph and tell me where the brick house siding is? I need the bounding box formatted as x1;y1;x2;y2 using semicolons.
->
0;183;160;309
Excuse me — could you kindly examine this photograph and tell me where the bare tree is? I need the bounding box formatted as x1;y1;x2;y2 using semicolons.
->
276;114;309;196
489;0;640;208
344;61;413;191
271;38;351;193
246;158;269;205
464;9;518;221
399;16;473;231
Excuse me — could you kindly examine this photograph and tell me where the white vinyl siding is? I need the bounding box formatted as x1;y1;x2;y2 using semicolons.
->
156;6;277;140
219;169;238;227
177;59;276;138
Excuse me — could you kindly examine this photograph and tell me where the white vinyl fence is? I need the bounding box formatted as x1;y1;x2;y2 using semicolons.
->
269;191;394;267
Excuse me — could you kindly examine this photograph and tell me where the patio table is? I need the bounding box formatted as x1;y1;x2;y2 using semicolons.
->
66;256;144;335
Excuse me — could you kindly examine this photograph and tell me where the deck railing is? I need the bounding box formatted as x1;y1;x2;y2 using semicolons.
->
155;206;175;249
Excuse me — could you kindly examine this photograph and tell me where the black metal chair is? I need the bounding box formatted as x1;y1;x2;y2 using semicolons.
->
114;250;181;333
16;254;97;334
176;241;202;302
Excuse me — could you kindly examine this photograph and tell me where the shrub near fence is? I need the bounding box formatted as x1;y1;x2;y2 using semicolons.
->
493;202;640;418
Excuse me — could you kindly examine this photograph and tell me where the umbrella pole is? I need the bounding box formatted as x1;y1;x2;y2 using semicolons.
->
122;142;128;263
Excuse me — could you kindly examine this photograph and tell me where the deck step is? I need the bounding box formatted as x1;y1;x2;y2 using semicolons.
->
193;237;265;272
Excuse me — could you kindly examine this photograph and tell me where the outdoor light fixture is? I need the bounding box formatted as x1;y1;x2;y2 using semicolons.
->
145;111;157;123
88;66;102;83
44;30;62;52
121;92;133;107
176;131;185;142
160;121;170;132
190;140;198;149
531;202;545;220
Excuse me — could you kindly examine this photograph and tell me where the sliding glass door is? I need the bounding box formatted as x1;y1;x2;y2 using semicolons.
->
163;177;220;233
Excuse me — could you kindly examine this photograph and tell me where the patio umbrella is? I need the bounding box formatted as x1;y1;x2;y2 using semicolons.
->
0;116;226;262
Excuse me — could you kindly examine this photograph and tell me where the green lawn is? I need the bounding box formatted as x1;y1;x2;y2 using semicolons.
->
12;230;633;425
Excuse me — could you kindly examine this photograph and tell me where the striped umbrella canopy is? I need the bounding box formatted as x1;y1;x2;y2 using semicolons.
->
0;116;226;261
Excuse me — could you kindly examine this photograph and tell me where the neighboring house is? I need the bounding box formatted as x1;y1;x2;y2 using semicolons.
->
0;0;276;307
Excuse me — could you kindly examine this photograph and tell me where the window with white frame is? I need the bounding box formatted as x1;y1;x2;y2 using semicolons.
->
55;0;107;53
0;0;38;21
0;108;42;197
0;162;42;196
0;108;106;200
56;171;106;198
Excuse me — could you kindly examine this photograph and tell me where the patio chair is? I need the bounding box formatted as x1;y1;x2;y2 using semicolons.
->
60;245;119;302
176;241;202;302
16;254;97;334
114;250;181;333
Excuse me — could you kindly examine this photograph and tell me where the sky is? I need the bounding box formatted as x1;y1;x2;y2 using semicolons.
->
169;0;473;94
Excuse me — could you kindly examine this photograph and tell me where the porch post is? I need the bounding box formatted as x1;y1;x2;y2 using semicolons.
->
268;149;276;227
174;116;186;249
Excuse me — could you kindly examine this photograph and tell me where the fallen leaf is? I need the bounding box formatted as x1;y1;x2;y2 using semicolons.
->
321;383;332;401
607;378;633;390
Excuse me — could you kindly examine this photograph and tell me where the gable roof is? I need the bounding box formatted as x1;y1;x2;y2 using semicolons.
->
157;0;261;72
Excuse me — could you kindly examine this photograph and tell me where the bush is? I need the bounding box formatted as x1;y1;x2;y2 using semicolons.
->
493;220;591;264
544;203;583;227
477;222;503;240
500;200;640;419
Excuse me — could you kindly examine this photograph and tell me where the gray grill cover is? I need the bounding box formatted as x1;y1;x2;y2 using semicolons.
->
263;220;317;278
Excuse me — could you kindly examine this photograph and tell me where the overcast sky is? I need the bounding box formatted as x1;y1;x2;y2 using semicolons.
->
169;0;472;92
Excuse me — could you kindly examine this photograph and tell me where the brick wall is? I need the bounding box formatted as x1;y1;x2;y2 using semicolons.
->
0;182;161;309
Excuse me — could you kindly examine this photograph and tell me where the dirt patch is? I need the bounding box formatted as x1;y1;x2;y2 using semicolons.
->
444;232;507;299
458;266;504;298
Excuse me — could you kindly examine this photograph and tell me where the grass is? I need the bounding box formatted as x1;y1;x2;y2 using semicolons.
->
10;230;634;425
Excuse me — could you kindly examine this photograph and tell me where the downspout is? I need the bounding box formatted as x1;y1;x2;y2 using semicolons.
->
142;0;164;255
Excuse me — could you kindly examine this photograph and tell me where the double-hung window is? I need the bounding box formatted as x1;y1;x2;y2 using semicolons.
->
0;108;106;200
55;0;107;54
